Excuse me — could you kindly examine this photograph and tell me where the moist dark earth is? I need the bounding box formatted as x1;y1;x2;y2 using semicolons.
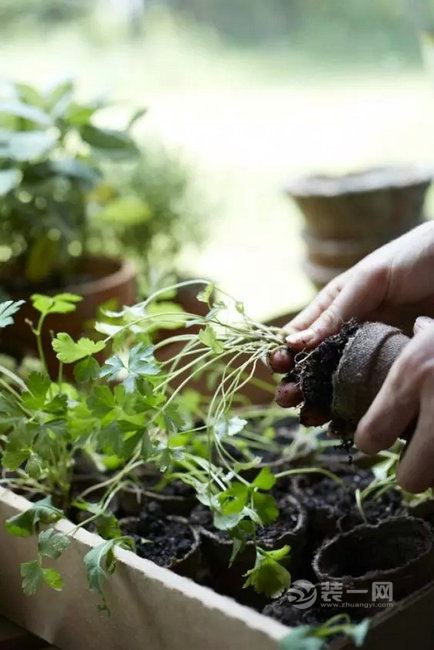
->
291;319;360;423
120;502;194;567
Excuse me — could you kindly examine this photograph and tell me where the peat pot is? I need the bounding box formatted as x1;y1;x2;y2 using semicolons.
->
286;166;433;288
313;517;434;611
3;488;434;649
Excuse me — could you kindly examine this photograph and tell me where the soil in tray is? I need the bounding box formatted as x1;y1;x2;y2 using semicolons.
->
190;497;300;544
297;468;373;511
120;502;194;567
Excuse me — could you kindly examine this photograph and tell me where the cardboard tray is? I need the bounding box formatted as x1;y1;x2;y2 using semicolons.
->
1;487;434;650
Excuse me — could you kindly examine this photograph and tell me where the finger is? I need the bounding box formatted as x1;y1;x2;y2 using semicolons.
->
275;381;303;408
284;275;346;335
397;376;434;493
287;265;389;350
413;316;434;335
354;353;419;454
269;348;295;374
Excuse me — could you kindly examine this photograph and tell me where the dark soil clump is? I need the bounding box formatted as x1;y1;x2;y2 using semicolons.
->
291;319;360;419
120;502;194;568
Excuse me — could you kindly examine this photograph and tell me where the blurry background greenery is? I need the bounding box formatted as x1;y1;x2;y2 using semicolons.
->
1;0;434;318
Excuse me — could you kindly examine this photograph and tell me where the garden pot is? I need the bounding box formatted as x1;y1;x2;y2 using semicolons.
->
286;166;432;288
313;517;434;609
292;466;374;548
337;489;406;533
293;320;411;437
119;478;196;518
119;510;201;580
331;322;410;434
0;256;136;376
191;495;307;604
263;584;335;627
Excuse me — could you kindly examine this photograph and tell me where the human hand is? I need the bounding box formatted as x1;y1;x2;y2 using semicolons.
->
354;316;434;493
271;221;434;412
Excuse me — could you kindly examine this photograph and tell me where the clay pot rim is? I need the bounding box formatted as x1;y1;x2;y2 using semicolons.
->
313;516;432;584
286;165;433;198
197;494;307;549
4;255;136;299
119;514;200;570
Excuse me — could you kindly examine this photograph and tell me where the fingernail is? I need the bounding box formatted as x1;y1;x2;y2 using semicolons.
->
414;316;434;333
286;328;315;347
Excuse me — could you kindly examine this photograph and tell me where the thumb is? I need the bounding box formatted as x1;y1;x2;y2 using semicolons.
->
414;316;434;335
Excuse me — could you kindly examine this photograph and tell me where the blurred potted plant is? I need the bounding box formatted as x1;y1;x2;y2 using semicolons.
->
90;144;207;317
0;78;140;368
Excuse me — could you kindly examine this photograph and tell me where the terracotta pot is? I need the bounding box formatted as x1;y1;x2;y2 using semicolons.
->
313;517;434;608
119;514;201;580
0;256;136;376
286;166;432;288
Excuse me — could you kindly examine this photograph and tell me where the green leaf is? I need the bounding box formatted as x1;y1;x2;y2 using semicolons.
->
38;528;71;559
127;107;147;128
26;237;59;283
20;560;44;596
197;283;215;305
0;100;52;126
5;497;63;537
49;158;99;184
84;537;134;603
280;628;324;650
52;333;106;364
80;125;137;156
0;300;25;328
100;343;159;393
0;130;57;161
198;325;224;354
243;545;291;598
219;483;250;516
2;423;36;470
25;453;43;480
95;513;122;540
252;492;279;526
31;292;82;317
214;416;247;439
21;372;51;410
96;196;150;225
42;567;64;591
345;619;370;647
74;357;101;383
253;467;276;491
0;168;21;195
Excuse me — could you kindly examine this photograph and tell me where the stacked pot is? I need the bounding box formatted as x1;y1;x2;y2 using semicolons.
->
286;166;433;289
